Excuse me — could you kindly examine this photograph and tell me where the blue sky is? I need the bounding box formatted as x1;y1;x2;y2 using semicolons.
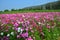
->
0;0;57;11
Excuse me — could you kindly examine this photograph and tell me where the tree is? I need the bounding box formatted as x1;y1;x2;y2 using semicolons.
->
11;9;16;11
4;9;9;12
0;11;2;13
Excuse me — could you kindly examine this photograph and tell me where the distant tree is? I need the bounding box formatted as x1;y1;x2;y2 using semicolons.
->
11;9;16;11
43;6;46;10
18;9;22;11
0;11;2;13
0;11;2;12
4;9;9;12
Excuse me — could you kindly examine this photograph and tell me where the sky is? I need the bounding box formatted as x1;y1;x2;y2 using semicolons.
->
0;0;58;11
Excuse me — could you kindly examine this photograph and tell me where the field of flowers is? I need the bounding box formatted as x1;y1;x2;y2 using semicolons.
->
0;12;60;40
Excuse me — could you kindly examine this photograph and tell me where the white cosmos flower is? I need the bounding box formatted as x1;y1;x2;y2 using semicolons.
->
7;34;10;37
20;29;23;33
17;27;23;33
0;32;4;35
18;27;21;32
11;32;14;35
18;27;21;30
38;22;41;24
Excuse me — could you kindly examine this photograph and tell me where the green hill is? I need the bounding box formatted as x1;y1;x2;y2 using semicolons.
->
23;1;60;10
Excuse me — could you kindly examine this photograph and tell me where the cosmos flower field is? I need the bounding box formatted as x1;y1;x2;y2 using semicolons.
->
0;12;60;40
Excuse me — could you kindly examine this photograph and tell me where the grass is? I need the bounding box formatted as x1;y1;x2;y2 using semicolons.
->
0;10;60;14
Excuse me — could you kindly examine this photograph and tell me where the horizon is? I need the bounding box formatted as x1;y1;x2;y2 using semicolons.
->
0;0;58;11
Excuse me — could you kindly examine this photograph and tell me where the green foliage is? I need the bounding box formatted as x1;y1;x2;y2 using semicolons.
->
4;9;9;12
11;9;16;11
0;10;60;14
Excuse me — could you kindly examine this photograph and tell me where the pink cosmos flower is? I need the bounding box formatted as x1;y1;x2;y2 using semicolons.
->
21;32;28;38
25;28;28;32
26;36;33;40
17;35;20;38
14;23;19;27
